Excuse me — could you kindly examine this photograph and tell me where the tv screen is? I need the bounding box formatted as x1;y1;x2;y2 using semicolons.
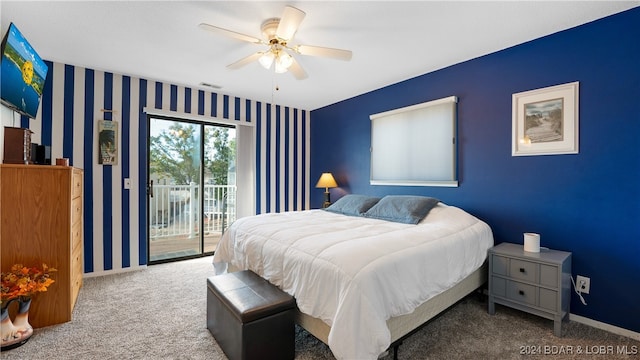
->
0;23;48;119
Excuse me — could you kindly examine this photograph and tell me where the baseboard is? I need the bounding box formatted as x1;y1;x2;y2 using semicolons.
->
480;288;639;341
83;265;147;278
570;313;640;341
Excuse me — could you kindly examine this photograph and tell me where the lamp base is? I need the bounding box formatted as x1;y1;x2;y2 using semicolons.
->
322;191;331;208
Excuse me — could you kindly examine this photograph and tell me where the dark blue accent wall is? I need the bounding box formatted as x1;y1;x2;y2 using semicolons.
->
310;8;640;332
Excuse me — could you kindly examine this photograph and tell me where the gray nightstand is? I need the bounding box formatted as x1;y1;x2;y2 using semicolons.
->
488;242;572;336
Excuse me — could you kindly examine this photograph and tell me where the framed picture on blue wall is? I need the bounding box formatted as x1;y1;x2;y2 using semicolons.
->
512;81;579;156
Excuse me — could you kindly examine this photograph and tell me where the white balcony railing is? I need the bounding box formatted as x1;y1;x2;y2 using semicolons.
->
149;183;236;240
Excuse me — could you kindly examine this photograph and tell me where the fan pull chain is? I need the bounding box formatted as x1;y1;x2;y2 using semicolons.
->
271;69;280;104
271;71;275;104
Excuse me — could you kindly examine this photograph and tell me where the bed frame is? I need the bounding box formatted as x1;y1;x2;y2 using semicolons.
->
228;262;487;357
295;263;487;357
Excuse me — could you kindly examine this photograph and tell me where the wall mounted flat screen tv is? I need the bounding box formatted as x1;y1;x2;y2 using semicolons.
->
0;22;48;119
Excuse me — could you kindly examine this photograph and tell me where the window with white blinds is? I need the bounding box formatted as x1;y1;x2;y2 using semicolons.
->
370;96;458;187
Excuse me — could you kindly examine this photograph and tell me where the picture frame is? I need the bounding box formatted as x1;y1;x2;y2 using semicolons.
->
98;120;118;165
512;81;579;156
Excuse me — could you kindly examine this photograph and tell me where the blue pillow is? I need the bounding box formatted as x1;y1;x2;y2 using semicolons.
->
324;194;381;216
363;195;440;224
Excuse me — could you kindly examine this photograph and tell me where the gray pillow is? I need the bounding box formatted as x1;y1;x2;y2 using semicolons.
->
324;194;381;216
363;195;440;224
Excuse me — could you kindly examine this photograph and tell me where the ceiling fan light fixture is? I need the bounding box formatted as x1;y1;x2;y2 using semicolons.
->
201;5;351;80
274;62;287;74
259;51;275;69
276;51;293;71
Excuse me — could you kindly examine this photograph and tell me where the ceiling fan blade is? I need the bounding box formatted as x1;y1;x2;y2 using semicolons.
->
296;45;352;61
199;23;263;44
227;52;263;70
288;57;308;80
276;6;306;41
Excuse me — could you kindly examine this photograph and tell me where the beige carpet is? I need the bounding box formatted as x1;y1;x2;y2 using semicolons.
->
1;256;637;359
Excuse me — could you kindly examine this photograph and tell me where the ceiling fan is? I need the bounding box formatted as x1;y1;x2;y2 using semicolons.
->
199;5;352;80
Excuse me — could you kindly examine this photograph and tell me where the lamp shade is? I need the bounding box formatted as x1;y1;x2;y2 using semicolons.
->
259;51;275;69
315;173;338;189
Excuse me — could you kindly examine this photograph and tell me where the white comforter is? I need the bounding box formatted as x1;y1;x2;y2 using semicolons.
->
213;203;493;360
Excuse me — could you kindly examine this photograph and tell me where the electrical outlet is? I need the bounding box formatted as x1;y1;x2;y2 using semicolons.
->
576;275;590;294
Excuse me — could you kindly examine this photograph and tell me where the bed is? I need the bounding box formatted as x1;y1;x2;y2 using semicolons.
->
212;195;494;359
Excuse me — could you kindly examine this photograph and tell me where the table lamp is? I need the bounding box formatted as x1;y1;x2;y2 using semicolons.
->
315;172;338;208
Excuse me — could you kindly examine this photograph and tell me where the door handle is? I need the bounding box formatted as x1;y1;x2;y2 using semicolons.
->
148;179;154;198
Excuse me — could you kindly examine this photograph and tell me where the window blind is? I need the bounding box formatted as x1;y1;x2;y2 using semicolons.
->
370;96;458;187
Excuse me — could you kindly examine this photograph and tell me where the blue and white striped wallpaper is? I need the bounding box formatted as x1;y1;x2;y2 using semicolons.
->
19;60;310;276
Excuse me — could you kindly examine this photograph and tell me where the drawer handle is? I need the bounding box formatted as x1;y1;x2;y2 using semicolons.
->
519;268;525;273
518;290;525;296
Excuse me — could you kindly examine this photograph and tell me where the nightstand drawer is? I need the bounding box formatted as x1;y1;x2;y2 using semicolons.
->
491;276;507;297
509;258;537;283
491;254;508;276
539;288;558;311
540;264;558;288
507;280;536;306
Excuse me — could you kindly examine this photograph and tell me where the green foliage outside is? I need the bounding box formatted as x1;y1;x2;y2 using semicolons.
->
206;126;236;185
149;122;235;186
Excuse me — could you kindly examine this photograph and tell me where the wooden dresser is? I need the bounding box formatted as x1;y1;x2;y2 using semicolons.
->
0;164;83;328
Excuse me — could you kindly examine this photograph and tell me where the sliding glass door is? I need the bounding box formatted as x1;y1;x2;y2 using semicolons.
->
147;116;236;263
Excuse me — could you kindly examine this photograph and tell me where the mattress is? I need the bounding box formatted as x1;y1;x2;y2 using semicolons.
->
213;203;494;359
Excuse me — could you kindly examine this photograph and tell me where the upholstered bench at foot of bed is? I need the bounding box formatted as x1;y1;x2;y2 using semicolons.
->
207;270;296;360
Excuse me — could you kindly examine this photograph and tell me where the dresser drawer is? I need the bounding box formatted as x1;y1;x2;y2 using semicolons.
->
71;242;83;301
72;169;83;199
507;280;536;306
71;220;82;252
71;268;82;307
72;241;83;272
71;196;82;225
509;258;537;283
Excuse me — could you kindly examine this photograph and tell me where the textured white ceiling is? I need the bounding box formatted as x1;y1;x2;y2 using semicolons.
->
2;1;638;110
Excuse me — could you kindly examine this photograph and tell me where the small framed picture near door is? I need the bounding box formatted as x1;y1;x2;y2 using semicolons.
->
512;81;579;156
98;120;118;165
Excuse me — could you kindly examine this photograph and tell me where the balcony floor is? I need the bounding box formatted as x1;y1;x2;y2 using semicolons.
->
149;233;221;262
